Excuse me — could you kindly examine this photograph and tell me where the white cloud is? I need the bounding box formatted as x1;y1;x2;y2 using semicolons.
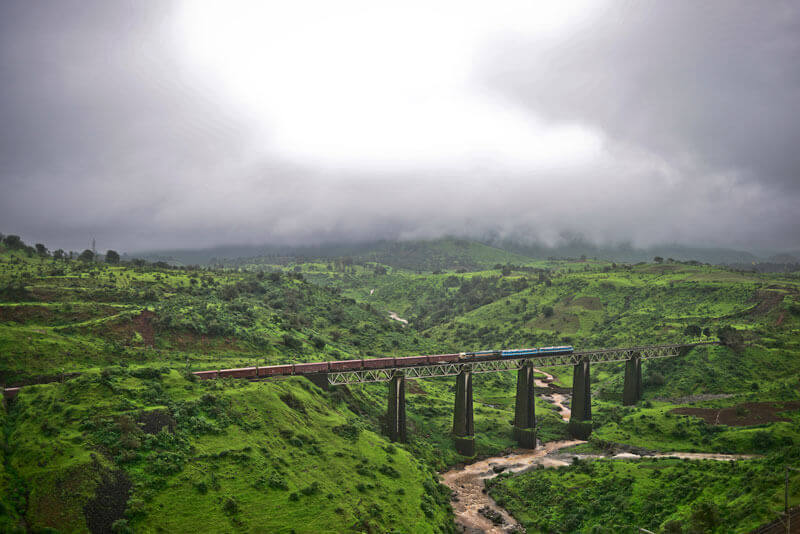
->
175;0;603;170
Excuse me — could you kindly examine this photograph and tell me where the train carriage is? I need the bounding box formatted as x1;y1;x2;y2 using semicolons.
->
427;353;460;364
396;355;429;367
328;359;364;371
292;361;330;374
260;364;293;377
218;367;258;379
363;357;395;369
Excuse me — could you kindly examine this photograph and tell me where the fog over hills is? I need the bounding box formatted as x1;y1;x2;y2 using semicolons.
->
130;237;788;269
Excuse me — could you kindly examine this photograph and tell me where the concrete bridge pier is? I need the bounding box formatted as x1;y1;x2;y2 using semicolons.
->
452;368;475;456
513;361;537;448
386;371;406;443
568;359;593;439
622;355;643;406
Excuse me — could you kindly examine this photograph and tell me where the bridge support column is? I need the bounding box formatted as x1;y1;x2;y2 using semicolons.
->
452;368;475;456
622;356;642;406
386;372;406;443
513;361;537;448
568;360;592;439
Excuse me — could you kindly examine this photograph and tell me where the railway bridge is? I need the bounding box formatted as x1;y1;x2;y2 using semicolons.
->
195;342;718;456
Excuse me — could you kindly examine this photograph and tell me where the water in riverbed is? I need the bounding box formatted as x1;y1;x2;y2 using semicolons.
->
440;368;754;533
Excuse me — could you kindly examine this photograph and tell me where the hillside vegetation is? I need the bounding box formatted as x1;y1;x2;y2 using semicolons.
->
1;235;799;533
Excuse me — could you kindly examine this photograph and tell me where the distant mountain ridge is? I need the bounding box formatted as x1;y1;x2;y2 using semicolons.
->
490;239;762;265
131;237;796;270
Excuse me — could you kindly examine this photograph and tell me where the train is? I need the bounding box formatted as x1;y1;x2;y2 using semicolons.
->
458;345;573;361
193;346;574;381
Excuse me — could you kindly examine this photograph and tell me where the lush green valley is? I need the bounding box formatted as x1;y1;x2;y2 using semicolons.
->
1;236;799;533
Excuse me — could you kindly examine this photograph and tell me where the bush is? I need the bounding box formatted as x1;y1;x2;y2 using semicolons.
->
378;464;401;478
282;334;302;350
332;423;361;441
111;519;133;534
311;336;326;350
300;481;320;496
717;326;744;351
268;472;289;490
646;371;665;386
222;496;239;515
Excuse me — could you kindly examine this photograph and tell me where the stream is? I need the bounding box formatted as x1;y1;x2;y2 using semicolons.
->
440;368;754;534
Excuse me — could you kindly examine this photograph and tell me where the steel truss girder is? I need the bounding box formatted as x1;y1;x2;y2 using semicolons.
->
326;342;714;385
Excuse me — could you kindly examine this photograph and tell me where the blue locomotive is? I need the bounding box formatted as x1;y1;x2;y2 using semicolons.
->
458;345;573;361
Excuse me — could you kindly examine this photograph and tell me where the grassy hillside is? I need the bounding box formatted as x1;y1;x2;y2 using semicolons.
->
1;236;799;533
6;371;453;533
487;449;800;533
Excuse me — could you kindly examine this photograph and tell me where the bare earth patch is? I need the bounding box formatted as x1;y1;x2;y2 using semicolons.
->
571;296;603;310
671;401;800;426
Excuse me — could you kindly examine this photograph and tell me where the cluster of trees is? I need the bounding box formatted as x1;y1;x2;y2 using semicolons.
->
654;256;704;266
683;325;713;337
1;232;123;264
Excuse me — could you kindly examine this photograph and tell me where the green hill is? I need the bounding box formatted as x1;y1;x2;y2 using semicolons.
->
1;235;799;533
3;372;453;533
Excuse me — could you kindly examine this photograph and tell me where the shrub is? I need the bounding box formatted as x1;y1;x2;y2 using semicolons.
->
268;472;289;490
282;334;302;350
222;496;239;515
311;336;326;350
111;519;133;534
332;423;361;441
300;481;320;496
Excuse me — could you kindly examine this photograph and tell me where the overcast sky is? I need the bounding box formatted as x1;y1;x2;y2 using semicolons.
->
1;1;798;253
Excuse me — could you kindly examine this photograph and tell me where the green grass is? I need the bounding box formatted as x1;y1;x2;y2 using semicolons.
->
7;371;454;533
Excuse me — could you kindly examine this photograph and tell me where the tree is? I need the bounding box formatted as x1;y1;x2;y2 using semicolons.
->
688;501;719;533
653;256;664;263
78;249;95;262
684;324;702;337
35;243;48;257
53;249;65;261
662;520;683;534
105;250;120;264
2;235;24;249
542;306;554;318
717;325;744;351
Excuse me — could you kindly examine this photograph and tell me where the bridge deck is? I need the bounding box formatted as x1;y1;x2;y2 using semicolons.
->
193;342;719;385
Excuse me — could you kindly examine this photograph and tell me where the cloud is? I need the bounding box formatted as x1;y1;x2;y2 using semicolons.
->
0;1;798;252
